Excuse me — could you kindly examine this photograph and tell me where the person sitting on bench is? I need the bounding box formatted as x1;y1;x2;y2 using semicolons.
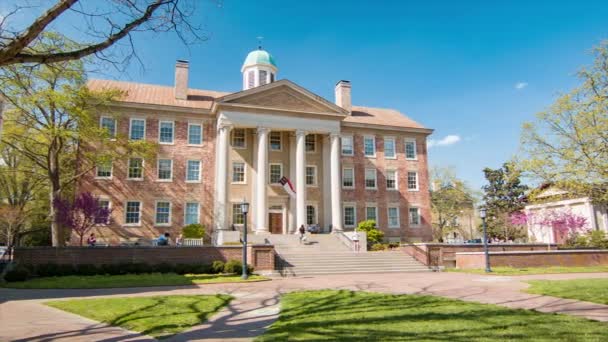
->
157;232;170;246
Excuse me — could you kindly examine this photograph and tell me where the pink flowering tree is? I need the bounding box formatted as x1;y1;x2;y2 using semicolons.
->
510;209;588;247
54;192;111;246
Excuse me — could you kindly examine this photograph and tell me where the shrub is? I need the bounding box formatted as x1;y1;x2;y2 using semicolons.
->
211;260;225;274
356;220;385;246
77;264;99;276
370;243;387;251
223;259;243;274
588;230;608;249
4;266;30;282
155;263;174;274
182;224;206;239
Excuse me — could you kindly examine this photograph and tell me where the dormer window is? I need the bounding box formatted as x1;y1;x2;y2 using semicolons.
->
259;70;268;86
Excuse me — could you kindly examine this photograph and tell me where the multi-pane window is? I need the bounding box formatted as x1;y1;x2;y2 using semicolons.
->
259;70;268;86
100;117;116;138
157;159;173;180
306;166;317;186
342;168;354;188
186;160;201;182
306;205;316;225
232;203;244;224
159;121;174;144
96;161;112;178
365;168;377;189
407;171;419;191
247;70;255;88
341;136;353;155
384;137;396;159
344;205;356;227
388;207;400;228
386;170;397;190
269;163;282;184
364;136;376;157
155;201;171;225
305;134;316;152
95;200;111;224
366;206;377;222
409;207;421;225
129;119;145;140
125;201;141;225
232;129;246;148
405;139;417;160
269;132;281;151
127;158;143;179
232;162;245;183
184;202;200;225
188;123;202;145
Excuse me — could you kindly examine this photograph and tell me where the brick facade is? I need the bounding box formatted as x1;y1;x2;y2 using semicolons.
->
455;250;608;269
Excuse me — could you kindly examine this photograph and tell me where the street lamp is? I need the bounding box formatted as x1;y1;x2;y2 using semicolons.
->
240;199;250;280
479;207;492;273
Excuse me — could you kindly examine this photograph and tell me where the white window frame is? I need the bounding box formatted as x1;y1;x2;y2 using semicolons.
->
343;204;357;228
365;168;377;190
231;128;247;149
154;200;172;226
186;160;202;183
386;169;398;191
306;165;317;187
407;171;419;191
157;158;173;182
232;161;247;184
232;202;245;225
388;206;400;228
127;158;144;181
342;167;355;189
341;135;354;156
158;120;175;144
363;135;376;158
306;202;318;225
409;207;421;226
366;205;378;222
100;116;117;139
269;131;282;151
184;202;201;225
269;162;283;185
405;138;418;160
187;122;203;146
95;160;113;179
124;200;142;226
305;134;317;153
129;118;146;141
96;198;112;225
384;136;396;159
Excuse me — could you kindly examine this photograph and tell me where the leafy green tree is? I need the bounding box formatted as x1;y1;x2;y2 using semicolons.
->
430;167;476;241
482;163;528;240
520;41;608;205
356;220;384;247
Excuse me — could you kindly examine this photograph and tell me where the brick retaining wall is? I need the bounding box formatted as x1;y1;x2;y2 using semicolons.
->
455;250;608;269
13;245;275;271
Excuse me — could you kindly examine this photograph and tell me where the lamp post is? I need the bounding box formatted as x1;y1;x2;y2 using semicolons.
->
479;207;492;273
240;199;250;280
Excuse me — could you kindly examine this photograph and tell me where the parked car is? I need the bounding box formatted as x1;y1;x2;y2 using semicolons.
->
466;239;483;244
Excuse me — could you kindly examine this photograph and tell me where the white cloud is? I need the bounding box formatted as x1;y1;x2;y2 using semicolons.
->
515;82;528;90
428;135;461;148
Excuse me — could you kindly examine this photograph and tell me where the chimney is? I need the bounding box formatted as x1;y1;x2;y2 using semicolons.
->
335;80;352;113
174;60;189;100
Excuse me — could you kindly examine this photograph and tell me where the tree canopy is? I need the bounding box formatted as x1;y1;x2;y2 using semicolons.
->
430;167;476;241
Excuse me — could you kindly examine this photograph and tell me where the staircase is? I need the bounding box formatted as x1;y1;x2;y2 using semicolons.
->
268;234;431;276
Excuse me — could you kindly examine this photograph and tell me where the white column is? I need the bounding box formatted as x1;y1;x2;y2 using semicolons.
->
322;135;332;230
330;133;343;231
256;126;269;233
295;130;307;229
214;123;231;231
288;133;297;233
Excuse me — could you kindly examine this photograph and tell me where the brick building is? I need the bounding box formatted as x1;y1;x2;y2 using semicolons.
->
80;48;434;244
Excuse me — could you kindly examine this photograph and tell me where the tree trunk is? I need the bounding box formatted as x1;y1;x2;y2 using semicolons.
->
49;145;63;246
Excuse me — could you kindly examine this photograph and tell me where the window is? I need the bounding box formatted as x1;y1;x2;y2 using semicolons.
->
127;158;143;180
269;163;283;184
405;139;417;160
184;202;200;225
155;201;171;225
129;118;145;140
269;131;281;151
305;134;316;152
384;137;396;159
342;168;354;188
366;206;377;222
186;160;201;182
159;121;174;144
409;207;421;225
188;123;203;145
364;136;376;157
343;205;356;227
407;171;419;191
386;170;397;190
125;201;141;225
232;129;246;148
232;203;244;224
248;70;255;88
306;166;317;186
365;168;377;189
96;161;112;178
306;205;317;225
232;162;245;183
100;117;116;138
270;73;275;82
157;159;173;180
259;70;268;86
388;207;400;228
95;200;111;224
341;136;353;155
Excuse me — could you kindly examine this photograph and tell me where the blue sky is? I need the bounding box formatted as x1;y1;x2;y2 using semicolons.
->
11;1;608;189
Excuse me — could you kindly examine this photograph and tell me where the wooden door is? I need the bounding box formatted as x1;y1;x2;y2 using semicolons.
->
269;213;283;234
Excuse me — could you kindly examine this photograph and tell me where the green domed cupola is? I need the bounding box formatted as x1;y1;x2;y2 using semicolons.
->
241;47;278;90
242;49;277;70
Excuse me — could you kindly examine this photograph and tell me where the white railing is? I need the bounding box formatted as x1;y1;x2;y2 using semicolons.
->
182;238;204;246
336;230;368;252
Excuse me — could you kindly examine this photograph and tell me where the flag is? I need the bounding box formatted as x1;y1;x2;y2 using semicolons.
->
279;176;296;198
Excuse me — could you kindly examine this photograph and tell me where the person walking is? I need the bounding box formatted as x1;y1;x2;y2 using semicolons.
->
87;233;97;247
352;229;360;252
299;225;306;244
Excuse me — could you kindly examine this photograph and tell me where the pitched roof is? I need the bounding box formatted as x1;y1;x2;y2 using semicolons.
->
345;106;427;130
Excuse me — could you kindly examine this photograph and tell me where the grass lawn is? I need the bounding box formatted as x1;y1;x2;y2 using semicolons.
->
4;273;268;289
447;266;608;276
526;278;608;305
257;290;608;341
46;294;231;339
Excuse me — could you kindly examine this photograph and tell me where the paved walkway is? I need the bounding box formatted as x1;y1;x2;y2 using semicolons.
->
1;272;608;341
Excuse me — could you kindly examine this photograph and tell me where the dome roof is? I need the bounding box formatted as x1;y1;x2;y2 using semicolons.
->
242;49;277;69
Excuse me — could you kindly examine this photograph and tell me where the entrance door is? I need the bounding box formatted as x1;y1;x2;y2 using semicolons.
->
269;213;283;234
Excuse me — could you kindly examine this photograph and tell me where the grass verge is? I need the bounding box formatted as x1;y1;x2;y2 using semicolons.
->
46;294;231;339
257;290;608;341
4;273;268;289
446;266;608;276
526;278;608;305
